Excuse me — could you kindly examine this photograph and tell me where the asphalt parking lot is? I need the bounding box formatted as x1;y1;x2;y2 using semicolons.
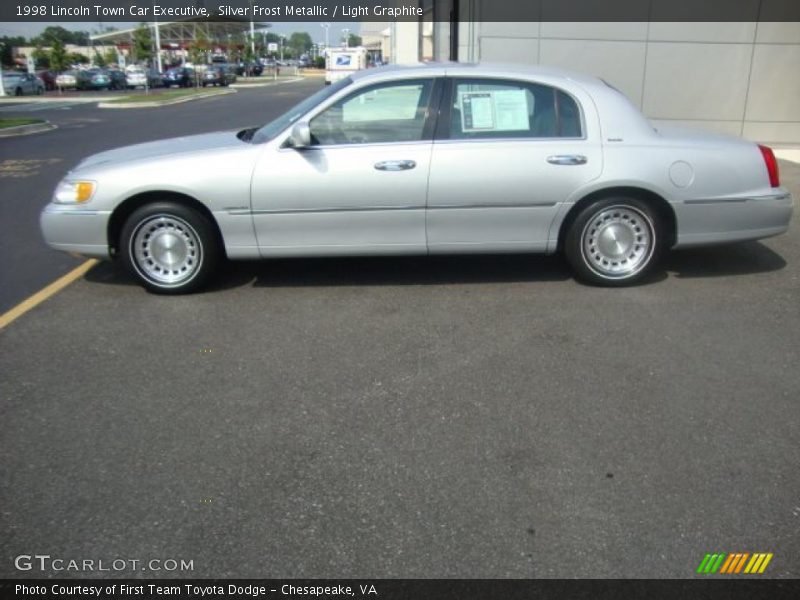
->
1;81;799;579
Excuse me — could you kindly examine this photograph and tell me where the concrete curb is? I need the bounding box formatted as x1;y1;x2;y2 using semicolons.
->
0;120;57;137
0;96;109;104
230;77;304;89
98;88;236;109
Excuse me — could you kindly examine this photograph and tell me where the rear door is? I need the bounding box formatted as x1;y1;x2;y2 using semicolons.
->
426;77;602;253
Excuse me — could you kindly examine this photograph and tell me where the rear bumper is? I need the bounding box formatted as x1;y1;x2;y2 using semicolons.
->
674;190;794;248
40;204;112;259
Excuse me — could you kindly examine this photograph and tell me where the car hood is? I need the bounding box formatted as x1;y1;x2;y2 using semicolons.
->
74;131;245;172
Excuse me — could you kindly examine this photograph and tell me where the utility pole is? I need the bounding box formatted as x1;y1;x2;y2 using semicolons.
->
342;28;350;48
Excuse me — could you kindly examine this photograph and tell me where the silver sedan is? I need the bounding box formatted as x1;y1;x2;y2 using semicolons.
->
3;72;45;96
41;63;793;293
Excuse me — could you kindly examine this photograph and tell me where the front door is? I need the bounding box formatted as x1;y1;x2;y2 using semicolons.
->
250;78;439;257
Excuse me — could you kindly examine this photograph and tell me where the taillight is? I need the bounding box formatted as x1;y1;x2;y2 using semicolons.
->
758;144;780;188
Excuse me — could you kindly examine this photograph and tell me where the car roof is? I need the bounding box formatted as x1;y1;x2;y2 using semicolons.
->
351;62;605;90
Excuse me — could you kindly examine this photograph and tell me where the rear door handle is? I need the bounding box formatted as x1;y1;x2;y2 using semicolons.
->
547;155;588;165
374;160;416;171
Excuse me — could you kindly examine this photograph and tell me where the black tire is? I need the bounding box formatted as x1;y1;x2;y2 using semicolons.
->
564;196;662;287
120;202;220;294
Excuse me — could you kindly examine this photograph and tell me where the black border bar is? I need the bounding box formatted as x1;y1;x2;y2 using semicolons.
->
1;0;799;23
3;579;800;600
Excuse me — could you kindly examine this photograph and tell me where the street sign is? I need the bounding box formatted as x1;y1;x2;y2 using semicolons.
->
267;42;278;52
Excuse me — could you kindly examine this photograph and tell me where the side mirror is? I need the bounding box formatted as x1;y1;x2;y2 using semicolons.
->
289;122;311;148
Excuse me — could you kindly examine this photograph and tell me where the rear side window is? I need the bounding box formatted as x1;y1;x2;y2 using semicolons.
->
447;78;582;140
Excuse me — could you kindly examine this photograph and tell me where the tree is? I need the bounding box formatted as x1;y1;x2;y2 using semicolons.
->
68;52;89;66
94;48;107;68
0;35;27;67
288;32;312;55
131;23;153;65
188;30;210;64
32;45;50;68
188;30;211;86
227;32;245;63
103;47;119;67
347;34;363;48
49;38;68;73
34;26;90;47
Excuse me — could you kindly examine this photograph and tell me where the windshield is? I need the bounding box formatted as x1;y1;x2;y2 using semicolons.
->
251;77;352;144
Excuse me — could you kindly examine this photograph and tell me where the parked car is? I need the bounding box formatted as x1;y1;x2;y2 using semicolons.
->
2;72;45;96
76;69;113;91
125;67;161;89
106;69;128;90
162;67;194;88
36;70;57;91
201;65;236;87
55;70;78;89
40;64;793;294
235;61;263;76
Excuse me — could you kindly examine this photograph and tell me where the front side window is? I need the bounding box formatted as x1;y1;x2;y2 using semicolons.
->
310;79;434;146
447;79;582;140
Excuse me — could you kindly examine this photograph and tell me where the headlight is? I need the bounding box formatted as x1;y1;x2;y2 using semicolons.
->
54;180;96;204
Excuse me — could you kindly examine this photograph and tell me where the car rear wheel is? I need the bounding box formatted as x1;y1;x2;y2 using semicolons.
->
565;197;661;286
120;202;220;294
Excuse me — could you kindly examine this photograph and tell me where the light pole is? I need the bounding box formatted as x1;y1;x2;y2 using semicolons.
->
0;42;6;97
279;34;285;62
320;23;329;54
342;28;350;48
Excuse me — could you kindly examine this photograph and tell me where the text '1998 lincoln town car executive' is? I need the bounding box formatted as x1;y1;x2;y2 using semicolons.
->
41;63;794;293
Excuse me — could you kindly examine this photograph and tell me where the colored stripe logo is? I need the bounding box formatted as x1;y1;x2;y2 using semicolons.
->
696;552;773;574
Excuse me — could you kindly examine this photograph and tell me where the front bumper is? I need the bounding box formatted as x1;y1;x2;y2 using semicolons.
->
40;204;112;259
674;190;794;248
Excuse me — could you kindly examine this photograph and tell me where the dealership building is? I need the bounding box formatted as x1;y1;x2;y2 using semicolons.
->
389;1;800;146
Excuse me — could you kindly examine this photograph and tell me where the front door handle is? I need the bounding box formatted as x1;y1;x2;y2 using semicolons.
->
374;160;416;171
547;155;588;166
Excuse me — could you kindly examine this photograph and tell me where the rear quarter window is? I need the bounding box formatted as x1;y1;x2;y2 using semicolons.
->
447;78;583;140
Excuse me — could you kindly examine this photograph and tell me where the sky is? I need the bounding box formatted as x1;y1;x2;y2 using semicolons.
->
0;21;361;43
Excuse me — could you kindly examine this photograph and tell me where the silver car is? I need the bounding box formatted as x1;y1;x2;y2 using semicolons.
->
3;72;45;96
41;63;793;293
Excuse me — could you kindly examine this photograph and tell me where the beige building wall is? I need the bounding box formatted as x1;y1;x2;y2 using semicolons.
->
460;21;800;145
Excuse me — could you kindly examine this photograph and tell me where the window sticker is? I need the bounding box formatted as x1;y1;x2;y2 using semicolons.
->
493;89;531;131
460;92;495;131
459;89;531;133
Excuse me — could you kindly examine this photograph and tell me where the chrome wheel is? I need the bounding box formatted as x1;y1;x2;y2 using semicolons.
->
580;205;655;280
130;214;202;287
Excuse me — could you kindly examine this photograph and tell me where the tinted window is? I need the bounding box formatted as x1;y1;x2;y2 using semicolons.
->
310;79;434;146
448;79;582;139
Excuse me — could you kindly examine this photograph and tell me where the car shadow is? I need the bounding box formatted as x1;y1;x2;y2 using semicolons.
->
663;241;787;279
84;254;572;291
83;241;786;291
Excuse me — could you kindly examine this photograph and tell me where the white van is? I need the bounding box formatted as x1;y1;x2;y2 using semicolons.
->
325;47;368;84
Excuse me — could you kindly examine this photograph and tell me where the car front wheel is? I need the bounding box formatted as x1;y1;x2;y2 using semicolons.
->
565;197;661;286
120;202;220;294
